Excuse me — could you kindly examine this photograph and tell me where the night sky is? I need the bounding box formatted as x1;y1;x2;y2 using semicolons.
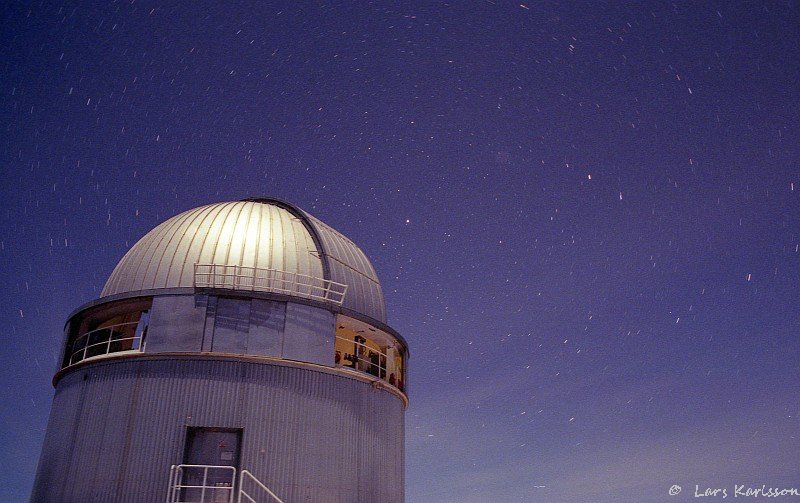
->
2;1;799;501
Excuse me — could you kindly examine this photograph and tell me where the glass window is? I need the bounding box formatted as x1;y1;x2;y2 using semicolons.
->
63;298;152;367
334;316;406;392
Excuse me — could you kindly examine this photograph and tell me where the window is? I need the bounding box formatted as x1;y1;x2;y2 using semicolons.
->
334;316;405;392
63;298;152;367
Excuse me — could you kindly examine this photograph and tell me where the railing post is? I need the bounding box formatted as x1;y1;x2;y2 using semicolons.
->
200;466;208;503
228;467;236;503
173;466;183;503
166;465;175;503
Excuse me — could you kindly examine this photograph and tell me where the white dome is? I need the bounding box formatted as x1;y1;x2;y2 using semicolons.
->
101;199;387;323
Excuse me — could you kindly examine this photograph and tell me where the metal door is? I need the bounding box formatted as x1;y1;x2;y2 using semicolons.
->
180;428;242;502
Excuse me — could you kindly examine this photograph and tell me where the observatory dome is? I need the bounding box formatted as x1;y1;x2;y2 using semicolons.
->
101;198;387;323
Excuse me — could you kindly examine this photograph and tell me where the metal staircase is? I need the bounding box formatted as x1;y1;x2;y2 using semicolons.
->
166;464;285;503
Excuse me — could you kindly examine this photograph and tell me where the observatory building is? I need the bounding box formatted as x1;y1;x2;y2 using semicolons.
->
31;198;408;503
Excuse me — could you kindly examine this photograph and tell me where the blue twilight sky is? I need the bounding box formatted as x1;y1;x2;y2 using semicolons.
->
2;1;799;501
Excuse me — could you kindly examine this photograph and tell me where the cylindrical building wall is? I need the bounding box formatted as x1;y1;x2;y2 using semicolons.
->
32;356;404;503
31;199;407;503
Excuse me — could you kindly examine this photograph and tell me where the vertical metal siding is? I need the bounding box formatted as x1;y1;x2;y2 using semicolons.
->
32;358;404;503
30;376;84;502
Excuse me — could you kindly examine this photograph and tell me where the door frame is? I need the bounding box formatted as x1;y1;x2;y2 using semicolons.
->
181;426;244;497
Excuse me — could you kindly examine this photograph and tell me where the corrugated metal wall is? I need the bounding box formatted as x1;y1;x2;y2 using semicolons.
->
31;358;404;503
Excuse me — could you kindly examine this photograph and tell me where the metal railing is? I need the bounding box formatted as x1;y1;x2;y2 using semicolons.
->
194;264;348;306
335;336;389;380
167;464;236;503
68;321;144;366
238;470;285;503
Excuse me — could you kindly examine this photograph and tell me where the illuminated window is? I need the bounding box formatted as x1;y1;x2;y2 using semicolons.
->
334;316;405;392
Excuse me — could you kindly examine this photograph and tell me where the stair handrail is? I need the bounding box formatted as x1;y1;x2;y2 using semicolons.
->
237;469;285;503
